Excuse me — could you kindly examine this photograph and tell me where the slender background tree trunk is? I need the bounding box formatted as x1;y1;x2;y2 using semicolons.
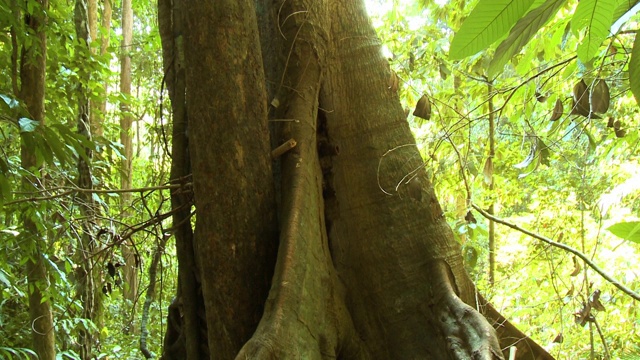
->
158;0;203;358
74;0;103;358
119;0;138;308
17;1;56;358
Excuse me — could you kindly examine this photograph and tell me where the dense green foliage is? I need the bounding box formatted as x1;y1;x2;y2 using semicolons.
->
1;0;176;358
368;0;639;357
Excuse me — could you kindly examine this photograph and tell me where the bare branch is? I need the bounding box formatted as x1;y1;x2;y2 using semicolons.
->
471;203;640;302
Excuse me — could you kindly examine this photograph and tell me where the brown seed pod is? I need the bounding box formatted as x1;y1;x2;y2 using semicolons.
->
591;79;610;113
613;120;622;130
571;79;590;117
413;94;431;120
550;99;563;121
536;91;548;102
607;117;614;128
615;128;626;138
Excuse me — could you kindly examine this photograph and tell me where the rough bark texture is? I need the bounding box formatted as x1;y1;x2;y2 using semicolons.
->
320;1;501;358
160;0;554;359
182;0;279;358
18;1;56;359
158;0;204;357
74;0;103;358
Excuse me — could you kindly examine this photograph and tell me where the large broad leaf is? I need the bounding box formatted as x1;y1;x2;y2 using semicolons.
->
630;32;640;108
612;0;640;31
607;221;640;243
488;0;567;77
450;0;536;60
573;0;619;62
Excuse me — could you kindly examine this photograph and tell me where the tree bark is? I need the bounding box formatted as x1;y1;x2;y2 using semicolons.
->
181;0;280;357
161;0;554;358
17;1;56;359
92;0;112;138
119;0;138;306
74;0;103;358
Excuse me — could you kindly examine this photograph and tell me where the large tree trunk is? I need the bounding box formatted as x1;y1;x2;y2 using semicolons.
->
17;1;56;358
160;0;553;359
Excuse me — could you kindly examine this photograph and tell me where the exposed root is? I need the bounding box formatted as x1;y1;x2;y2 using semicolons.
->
428;260;504;360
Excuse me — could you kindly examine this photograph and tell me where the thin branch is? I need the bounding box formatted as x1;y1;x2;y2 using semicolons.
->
471;203;640;302
5;182;191;206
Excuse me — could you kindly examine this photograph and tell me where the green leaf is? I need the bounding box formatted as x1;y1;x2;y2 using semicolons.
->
42;127;70;166
450;0;536;60
18;117;39;133
607;221;640;243
488;0;568;77
573;0;619;62
0;269;11;287
610;0;640;30
630;33;640;108
0;94;18;109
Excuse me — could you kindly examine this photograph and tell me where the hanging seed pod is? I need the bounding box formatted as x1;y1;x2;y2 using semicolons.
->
550;98;563;121
536;91;548;102
413;94;431;120
482;157;493;186
591;79;610;113
571;79;591;117
613;120;626;137
607;117;614;128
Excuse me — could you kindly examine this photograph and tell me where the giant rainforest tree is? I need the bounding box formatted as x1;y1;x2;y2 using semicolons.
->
158;0;553;358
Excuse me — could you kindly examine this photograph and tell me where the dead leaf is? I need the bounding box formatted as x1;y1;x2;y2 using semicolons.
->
483;157;493;186
572;79;590;116
607;117;614;128
465;211;477;224
553;333;564;343
614;120;622;130
413;94;431;120
591;79;610;113
591;290;606;311
570;256;581;276
550;99;563;121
